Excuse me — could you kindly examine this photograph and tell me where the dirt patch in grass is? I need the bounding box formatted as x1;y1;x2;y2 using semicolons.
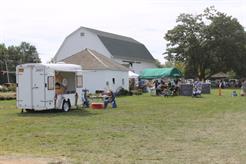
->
0;155;67;164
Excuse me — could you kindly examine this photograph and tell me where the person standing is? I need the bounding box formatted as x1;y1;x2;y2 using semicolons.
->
240;80;246;96
218;80;223;96
154;80;159;96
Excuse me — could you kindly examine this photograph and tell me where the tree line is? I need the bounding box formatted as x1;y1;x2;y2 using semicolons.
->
164;6;246;80
0;42;41;84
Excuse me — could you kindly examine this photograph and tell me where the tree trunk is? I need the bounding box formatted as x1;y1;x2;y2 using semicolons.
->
198;66;206;81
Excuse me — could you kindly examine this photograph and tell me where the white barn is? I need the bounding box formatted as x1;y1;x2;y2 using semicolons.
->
62;48;129;93
53;27;157;74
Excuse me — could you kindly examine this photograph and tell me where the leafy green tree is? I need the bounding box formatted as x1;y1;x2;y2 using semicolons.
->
0;42;41;84
174;61;185;76
163;60;175;68
154;59;164;68
6;42;41;72
18;42;41;64
164;6;246;80
7;45;20;72
204;8;246;77
0;44;7;73
0;44;10;83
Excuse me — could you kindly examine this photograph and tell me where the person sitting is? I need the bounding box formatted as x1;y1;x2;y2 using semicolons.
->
55;72;66;94
240;80;246;96
55;82;64;95
192;80;202;97
231;90;238;97
193;86;202;97
103;90;117;109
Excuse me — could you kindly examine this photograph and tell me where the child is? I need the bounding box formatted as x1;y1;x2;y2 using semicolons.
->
231;90;237;97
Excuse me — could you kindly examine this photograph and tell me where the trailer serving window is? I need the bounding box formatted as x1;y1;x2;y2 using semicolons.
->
47;76;54;90
76;75;83;88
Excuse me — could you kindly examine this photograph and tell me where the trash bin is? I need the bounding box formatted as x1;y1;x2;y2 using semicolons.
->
202;83;211;94
179;84;193;96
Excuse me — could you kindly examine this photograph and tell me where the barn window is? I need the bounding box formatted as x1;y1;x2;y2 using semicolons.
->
112;78;115;84
80;32;85;37
122;78;125;85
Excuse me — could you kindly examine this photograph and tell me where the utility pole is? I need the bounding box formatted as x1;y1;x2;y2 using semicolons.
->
5;59;10;83
3;51;10;83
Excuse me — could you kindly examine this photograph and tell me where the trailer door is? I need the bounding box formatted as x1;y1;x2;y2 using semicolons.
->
16;66;32;109
32;66;45;109
76;71;83;106
45;68;55;109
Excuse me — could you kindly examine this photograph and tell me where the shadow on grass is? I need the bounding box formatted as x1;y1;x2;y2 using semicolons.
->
16;108;99;117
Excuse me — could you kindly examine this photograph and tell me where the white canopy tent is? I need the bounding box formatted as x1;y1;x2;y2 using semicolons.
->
128;71;139;90
128;71;139;78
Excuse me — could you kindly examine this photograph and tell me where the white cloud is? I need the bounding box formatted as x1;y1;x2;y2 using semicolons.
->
0;0;245;63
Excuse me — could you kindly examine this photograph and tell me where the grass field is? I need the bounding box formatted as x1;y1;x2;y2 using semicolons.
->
0;89;246;163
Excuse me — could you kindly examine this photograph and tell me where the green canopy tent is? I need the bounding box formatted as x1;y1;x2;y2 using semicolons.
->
139;68;182;79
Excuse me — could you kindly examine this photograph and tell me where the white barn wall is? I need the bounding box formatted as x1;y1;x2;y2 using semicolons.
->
82;70;129;93
104;70;129;92
55;28;112;61
82;70;107;93
131;61;157;74
114;58;156;74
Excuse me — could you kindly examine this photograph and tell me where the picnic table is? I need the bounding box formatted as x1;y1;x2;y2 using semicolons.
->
88;95;105;102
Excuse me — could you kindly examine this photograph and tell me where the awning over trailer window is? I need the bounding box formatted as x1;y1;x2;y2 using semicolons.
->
45;63;82;72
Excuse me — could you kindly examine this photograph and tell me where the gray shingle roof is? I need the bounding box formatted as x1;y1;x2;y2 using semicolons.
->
83;27;140;44
83;27;155;63
62;48;129;72
211;72;228;78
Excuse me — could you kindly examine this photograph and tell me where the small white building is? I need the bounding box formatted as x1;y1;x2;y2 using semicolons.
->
53;26;157;74
62;48;129;93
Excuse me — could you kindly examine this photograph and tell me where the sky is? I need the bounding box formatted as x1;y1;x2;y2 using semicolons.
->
0;0;245;63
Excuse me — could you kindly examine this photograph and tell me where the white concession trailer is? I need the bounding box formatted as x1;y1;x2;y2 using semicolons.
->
16;63;83;112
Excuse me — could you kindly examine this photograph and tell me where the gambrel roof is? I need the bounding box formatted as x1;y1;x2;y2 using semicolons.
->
82;27;155;62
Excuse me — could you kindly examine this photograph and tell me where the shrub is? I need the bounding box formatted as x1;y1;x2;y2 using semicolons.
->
115;87;132;96
8;85;16;92
131;89;143;95
0;87;9;92
0;96;16;100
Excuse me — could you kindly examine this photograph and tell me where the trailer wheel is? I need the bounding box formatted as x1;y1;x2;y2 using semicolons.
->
25;109;34;113
62;101;70;112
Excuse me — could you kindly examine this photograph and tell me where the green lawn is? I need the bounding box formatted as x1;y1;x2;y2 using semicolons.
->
0;89;246;163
